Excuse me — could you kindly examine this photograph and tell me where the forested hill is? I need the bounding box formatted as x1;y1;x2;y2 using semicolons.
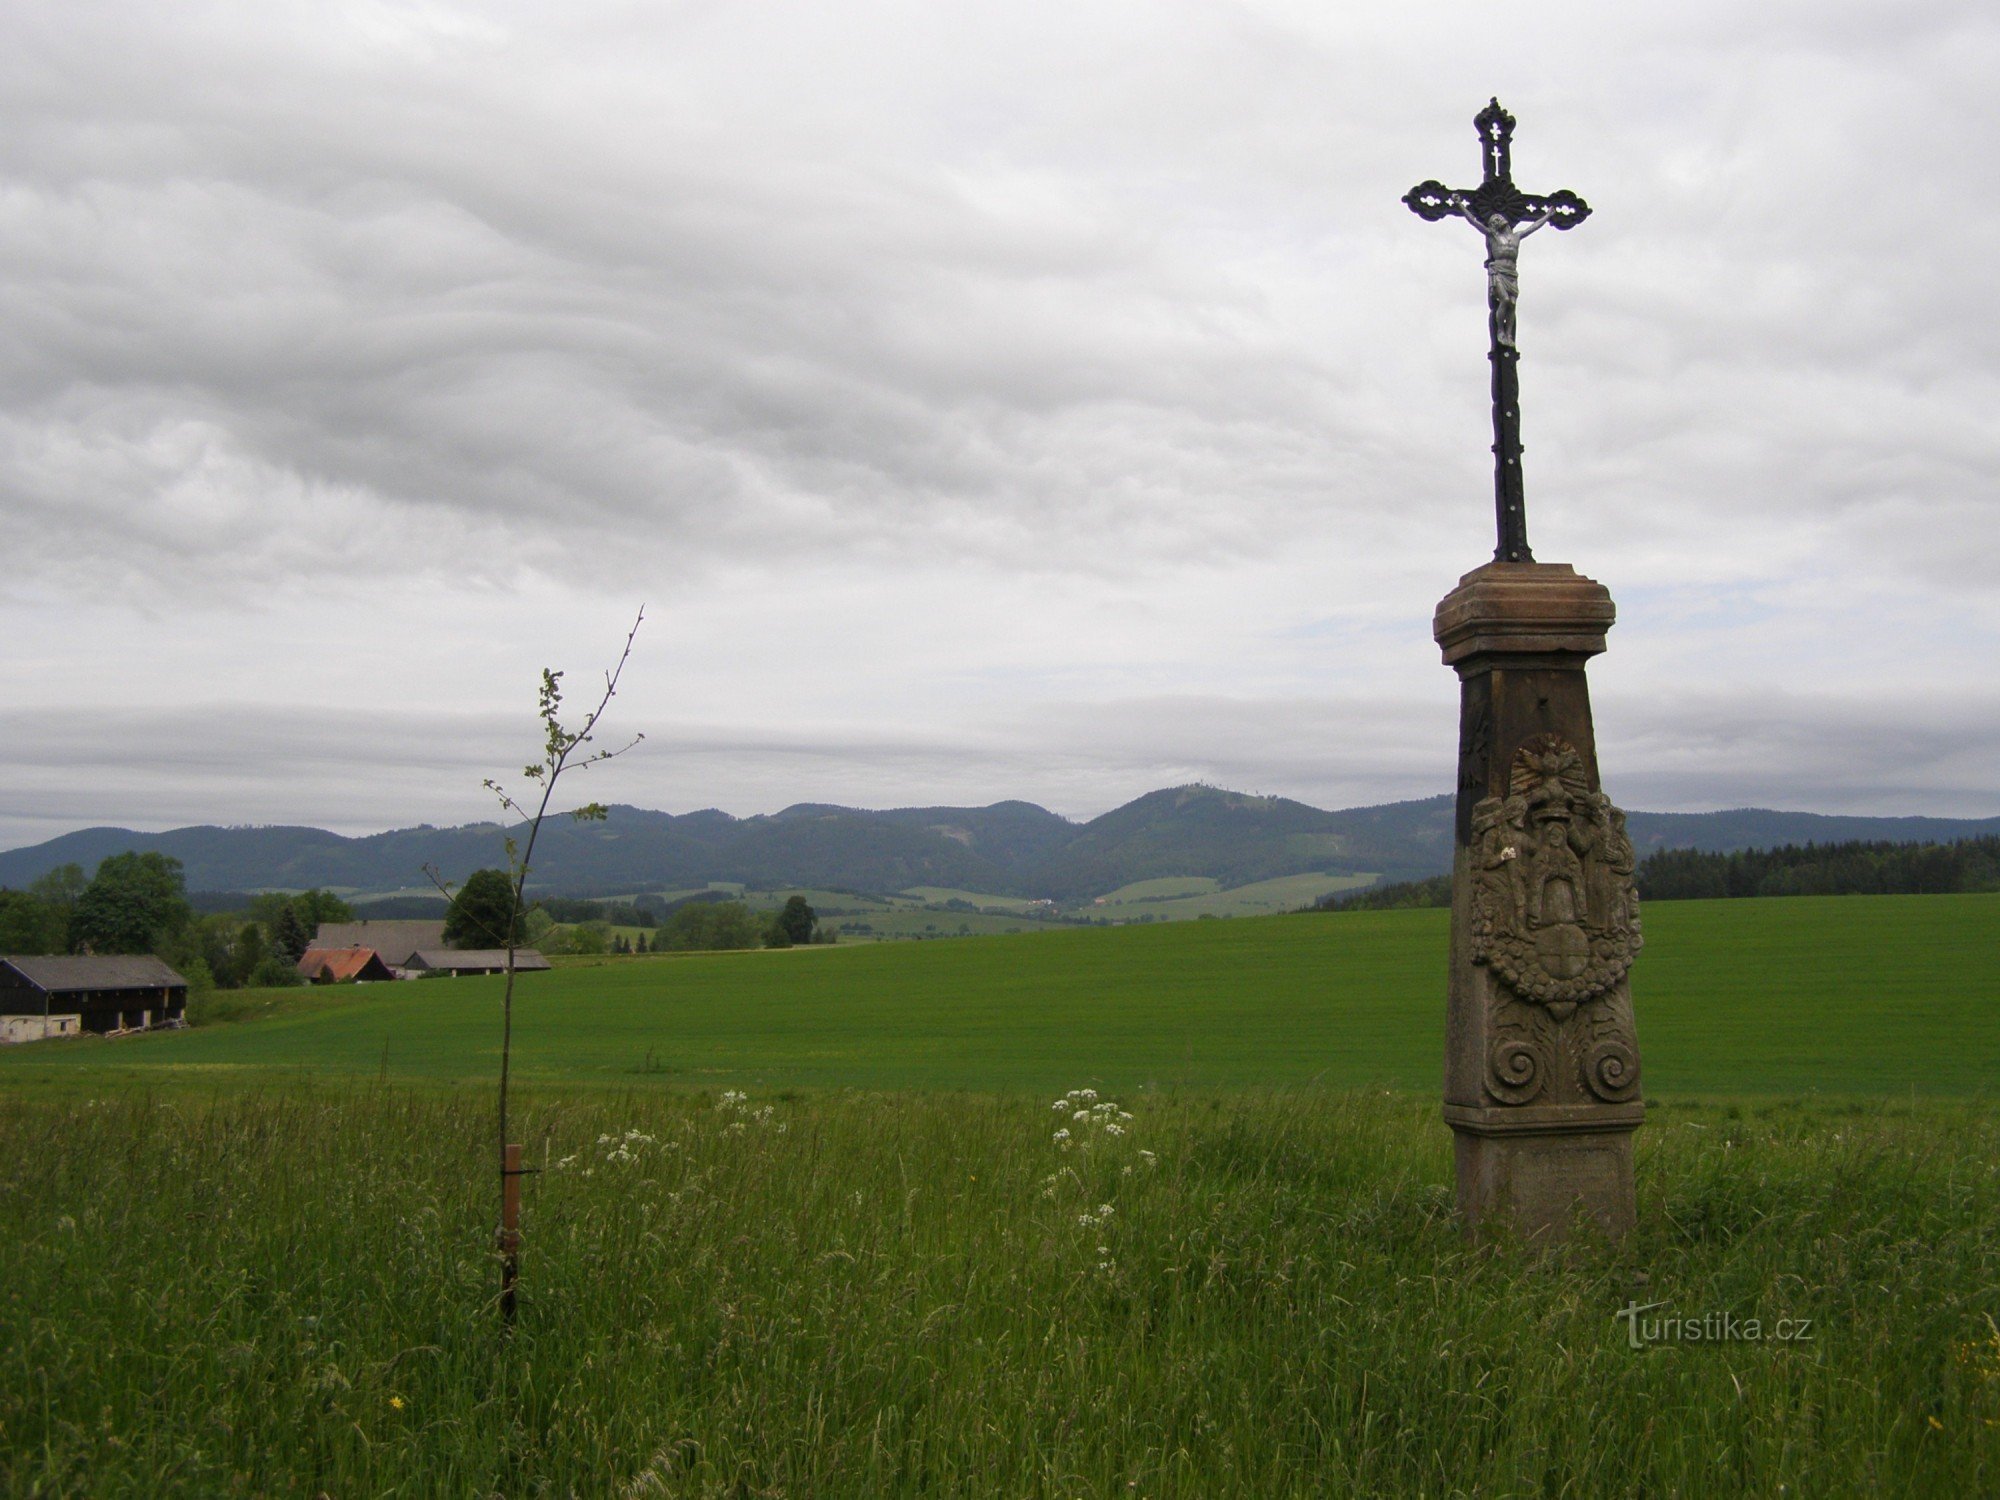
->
0;790;1457;900
1;787;1995;901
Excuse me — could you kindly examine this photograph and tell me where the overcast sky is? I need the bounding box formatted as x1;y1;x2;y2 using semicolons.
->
4;0;1996;848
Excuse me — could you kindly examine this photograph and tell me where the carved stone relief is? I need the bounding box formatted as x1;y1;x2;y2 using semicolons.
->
1469;734;1643;1107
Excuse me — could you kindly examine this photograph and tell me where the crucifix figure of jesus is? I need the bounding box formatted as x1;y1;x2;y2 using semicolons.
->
1466;205;1554;349
1404;99;1590;563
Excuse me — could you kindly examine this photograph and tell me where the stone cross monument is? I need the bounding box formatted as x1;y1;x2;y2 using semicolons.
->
1407;101;1644;1242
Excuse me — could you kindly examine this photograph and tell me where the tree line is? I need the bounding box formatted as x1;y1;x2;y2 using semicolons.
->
0;852;352;991
1314;874;1453;912
2;853;836;990
436;870;832;956
1313;834;2000;912
533;895;827;955
1633;836;2000;901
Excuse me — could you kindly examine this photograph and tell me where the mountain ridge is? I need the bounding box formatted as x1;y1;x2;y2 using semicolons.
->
3;789;1995;902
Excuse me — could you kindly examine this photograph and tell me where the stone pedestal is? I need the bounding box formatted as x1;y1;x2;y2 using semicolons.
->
1434;562;1644;1243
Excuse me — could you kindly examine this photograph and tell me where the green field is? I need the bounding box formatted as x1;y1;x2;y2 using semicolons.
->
828;908;1073;941
898;886;1051;914
6;894;1999;1494
1085;871;1378;920
4;894;1995;1097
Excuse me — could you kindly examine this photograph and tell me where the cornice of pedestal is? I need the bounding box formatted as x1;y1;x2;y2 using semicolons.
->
1442;1100;1647;1138
1433;561;1616;667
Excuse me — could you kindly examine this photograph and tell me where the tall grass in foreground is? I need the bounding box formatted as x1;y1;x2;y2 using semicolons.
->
3;1088;1997;1496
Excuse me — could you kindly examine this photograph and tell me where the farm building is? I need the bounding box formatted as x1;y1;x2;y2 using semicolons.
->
296;946;399;984
405;949;551;977
311;920;447;968
0;955;189;1038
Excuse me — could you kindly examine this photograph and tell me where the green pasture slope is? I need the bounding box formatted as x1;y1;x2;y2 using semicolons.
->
2;893;1994;1097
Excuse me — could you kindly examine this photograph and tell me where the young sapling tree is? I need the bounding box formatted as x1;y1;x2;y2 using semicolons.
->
428;607;645;1323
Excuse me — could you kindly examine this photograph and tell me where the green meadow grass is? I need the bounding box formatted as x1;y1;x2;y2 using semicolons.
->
2;1088;1995;1495
4;895;1999;1493
0;894;1994;1098
1099;876;1223;901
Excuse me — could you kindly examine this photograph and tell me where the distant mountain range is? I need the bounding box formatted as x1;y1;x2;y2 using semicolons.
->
3;787;1996;903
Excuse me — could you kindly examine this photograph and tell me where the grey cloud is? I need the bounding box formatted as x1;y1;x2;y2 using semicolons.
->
2;3;1996;840
1596;687;2000;816
11;3;1591;609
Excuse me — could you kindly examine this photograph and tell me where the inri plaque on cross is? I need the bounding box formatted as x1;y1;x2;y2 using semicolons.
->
1405;99;1590;564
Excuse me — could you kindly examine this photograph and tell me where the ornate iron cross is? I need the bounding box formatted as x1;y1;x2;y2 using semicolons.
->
1405;99;1590;564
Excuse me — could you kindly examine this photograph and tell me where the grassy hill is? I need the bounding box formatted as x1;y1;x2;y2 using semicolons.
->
4;893;1994;1098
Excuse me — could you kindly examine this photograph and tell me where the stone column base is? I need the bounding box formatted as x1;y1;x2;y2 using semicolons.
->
1444;1103;1641;1243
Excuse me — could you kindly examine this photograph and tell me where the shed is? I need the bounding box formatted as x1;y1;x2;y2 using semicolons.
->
404;949;551;977
0;955;189;1036
296;946;399;984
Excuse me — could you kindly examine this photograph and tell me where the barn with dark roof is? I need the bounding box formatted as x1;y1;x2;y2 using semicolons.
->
0;955;189;1038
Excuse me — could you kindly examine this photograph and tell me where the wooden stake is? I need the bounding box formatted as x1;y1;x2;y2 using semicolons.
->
500;1142;523;1325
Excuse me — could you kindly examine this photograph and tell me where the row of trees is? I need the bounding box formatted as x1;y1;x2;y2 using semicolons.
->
524;894;827;955
0;855;198;956
1634;836;2000;902
1314;834;2000;912
0;852;357;993
654;895;820;951
437;868;829;956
